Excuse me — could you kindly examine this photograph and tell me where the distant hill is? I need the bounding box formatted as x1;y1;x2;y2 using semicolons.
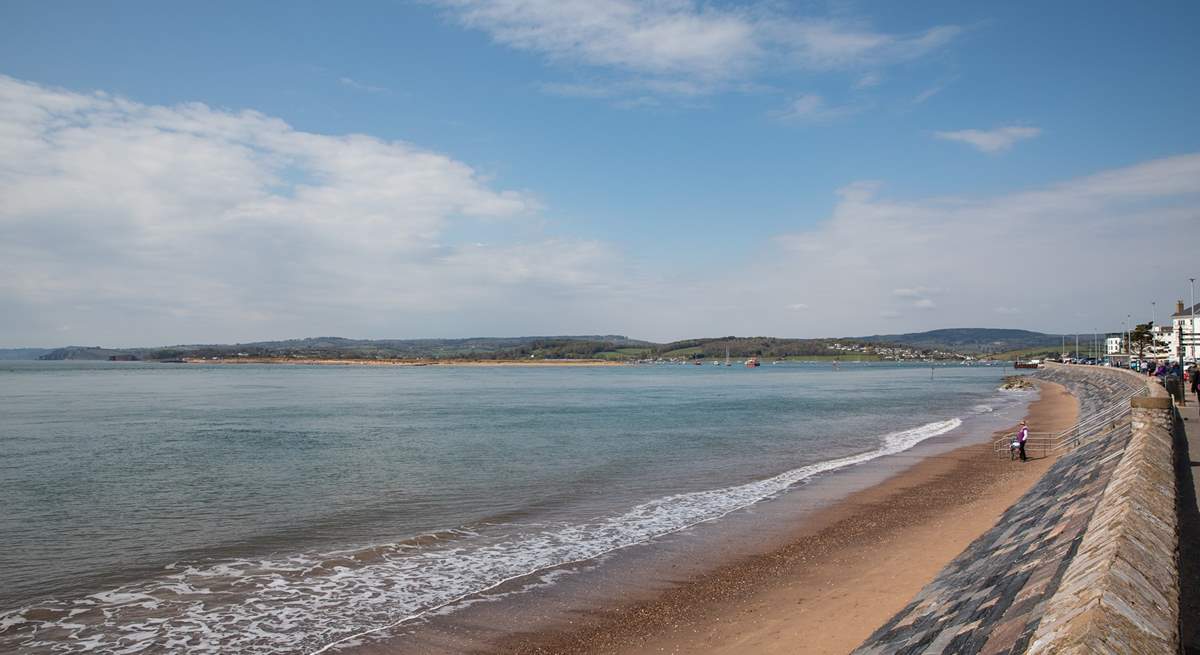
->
31;335;657;361
38;346;136;361
651;336;842;359
853;328;1063;354
0;348;51;360
21;329;1066;362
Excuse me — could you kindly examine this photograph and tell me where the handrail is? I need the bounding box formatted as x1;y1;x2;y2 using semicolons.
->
991;381;1147;457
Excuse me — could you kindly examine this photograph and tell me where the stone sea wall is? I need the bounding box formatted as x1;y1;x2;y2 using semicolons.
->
854;364;1165;655
1025;387;1179;654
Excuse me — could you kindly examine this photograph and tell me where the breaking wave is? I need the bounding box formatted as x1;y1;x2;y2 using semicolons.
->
0;419;962;655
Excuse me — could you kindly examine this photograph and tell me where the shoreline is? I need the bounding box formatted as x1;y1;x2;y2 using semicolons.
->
177;357;628;366
155;358;996;367
477;379;1078;654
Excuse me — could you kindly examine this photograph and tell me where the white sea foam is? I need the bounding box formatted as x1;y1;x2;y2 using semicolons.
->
0;418;962;655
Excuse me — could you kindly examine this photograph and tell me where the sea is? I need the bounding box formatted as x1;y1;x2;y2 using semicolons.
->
0;360;1032;654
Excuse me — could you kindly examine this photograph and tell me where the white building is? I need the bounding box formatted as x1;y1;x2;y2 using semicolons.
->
1147;325;1174;361
1173;300;1200;363
1105;335;1123;355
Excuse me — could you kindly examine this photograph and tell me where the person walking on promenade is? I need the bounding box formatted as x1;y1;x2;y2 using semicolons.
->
1018;420;1029;462
1191;363;1200;404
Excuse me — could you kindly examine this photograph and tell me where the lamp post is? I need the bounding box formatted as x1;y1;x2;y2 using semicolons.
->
1113;314;1123;357
1126;313;1131;366
1191;278;1196;364
1183;278;1196;407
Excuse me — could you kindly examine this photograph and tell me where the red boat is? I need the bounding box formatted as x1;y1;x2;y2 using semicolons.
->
745;357;760;368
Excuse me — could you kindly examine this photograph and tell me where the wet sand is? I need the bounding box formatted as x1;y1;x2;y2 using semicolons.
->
488;379;1078;654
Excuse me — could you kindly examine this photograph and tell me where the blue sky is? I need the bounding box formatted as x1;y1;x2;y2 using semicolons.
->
2;1;1199;345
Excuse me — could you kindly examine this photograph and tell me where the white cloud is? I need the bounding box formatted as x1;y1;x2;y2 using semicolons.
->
339;77;389;94
854;72;883;89
893;287;940;299
725;154;1200;336
440;0;760;81
913;84;944;104
771;93;856;123
935;126;1041;153
892;287;939;310
767;22;960;71
435;1;959;100
0;75;633;344
5;76;1197;346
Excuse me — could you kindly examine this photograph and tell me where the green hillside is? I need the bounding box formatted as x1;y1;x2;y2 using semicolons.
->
853;328;1065;354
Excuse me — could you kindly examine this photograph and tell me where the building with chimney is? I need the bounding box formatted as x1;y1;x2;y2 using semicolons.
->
1173;299;1200;363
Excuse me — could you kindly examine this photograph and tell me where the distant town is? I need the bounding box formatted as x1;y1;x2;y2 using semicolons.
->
5;303;1197;366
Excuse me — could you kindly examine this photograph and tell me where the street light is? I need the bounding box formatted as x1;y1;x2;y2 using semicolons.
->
1190;277;1196;364
1183;277;1196;407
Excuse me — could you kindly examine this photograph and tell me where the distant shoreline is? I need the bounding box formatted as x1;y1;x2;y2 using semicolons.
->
180;357;627;367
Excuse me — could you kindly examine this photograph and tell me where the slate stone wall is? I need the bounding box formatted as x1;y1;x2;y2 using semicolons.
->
853;364;1161;654
1025;389;1179;654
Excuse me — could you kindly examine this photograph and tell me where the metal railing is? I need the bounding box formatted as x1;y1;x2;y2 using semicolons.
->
992;383;1147;458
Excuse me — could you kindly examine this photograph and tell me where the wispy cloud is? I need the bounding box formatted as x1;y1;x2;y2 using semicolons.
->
893;287;939;310
854;71;883;89
538;81;618;99
434;1;960;102
438;0;761;81
747;154;1200;335
893;287;940;299
768;21;961;71
935;126;1041;153
338;77;389;94
913;85;943;104
538;77;716;103
771;93;857;124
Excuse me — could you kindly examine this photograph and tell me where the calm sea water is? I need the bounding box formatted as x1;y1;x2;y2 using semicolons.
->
0;361;1028;653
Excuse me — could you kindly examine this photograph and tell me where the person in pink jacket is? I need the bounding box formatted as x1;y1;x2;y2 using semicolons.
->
1018;420;1029;461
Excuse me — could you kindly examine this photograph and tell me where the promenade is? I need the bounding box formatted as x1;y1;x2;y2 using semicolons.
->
854;365;1154;654
1177;394;1200;652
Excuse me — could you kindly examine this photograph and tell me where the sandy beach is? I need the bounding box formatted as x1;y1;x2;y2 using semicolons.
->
489;379;1078;654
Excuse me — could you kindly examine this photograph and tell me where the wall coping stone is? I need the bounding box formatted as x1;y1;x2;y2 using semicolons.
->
1025;395;1179;654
